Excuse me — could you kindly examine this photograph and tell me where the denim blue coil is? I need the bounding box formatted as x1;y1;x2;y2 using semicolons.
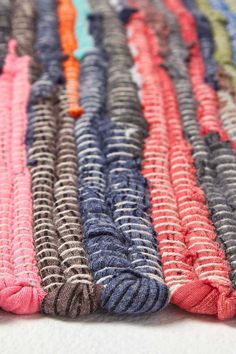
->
31;0;65;101
209;0;236;64
25;103;38;155
75;3;169;314
0;0;12;71
183;0;219;89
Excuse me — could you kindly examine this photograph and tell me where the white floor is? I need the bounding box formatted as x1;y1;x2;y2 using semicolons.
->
1;304;235;354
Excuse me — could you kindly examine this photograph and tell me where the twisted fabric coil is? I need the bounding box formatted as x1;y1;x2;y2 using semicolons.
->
0;40;46;314
174;0;236;291
125;0;236;319
183;0;236;145
12;0;36;57
75;0;169;315
209;0;236;63
0;0;12;71
27;0;100;318
1;0;236;321
110;0;138;23
31;0;65;101
73;0;94;60
196;0;236;100
58;0;84;117
28;88;100;318
226;0;236;14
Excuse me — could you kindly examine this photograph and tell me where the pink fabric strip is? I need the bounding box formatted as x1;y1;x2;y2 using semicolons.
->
0;40;46;314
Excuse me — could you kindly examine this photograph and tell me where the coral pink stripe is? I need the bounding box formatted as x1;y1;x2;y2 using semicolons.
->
0;40;46;314
127;6;236;319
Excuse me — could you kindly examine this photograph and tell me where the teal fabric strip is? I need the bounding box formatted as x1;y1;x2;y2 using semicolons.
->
73;0;95;59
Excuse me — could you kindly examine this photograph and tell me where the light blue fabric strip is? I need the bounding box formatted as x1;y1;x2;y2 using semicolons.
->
73;0;95;60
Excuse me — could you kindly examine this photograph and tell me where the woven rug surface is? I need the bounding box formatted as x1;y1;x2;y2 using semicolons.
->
1;0;236;321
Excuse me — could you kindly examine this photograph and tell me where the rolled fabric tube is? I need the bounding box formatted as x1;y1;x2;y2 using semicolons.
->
127;6;196;314
31;0;65;101
217;90;236;142
110;0;138;23
183;0;236;145
225;0;236;14
163;0;236;314
75;1;169;315
182;0;219;89
12;0;36;57
73;0;95;60
28;87;101;318
0;0;11;72
173;0;236;291
196;0;236;100
208;0;236;64
27;0;63;166
26;0;100;318
11;0;39;84
161;0;226;139
131;0;236;319
58;0;84;117
0;40;46;314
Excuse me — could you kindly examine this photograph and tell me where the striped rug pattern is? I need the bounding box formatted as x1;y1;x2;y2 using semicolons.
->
1;0;236;320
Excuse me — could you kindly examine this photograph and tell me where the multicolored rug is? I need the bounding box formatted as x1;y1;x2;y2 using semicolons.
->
1;0;236;320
